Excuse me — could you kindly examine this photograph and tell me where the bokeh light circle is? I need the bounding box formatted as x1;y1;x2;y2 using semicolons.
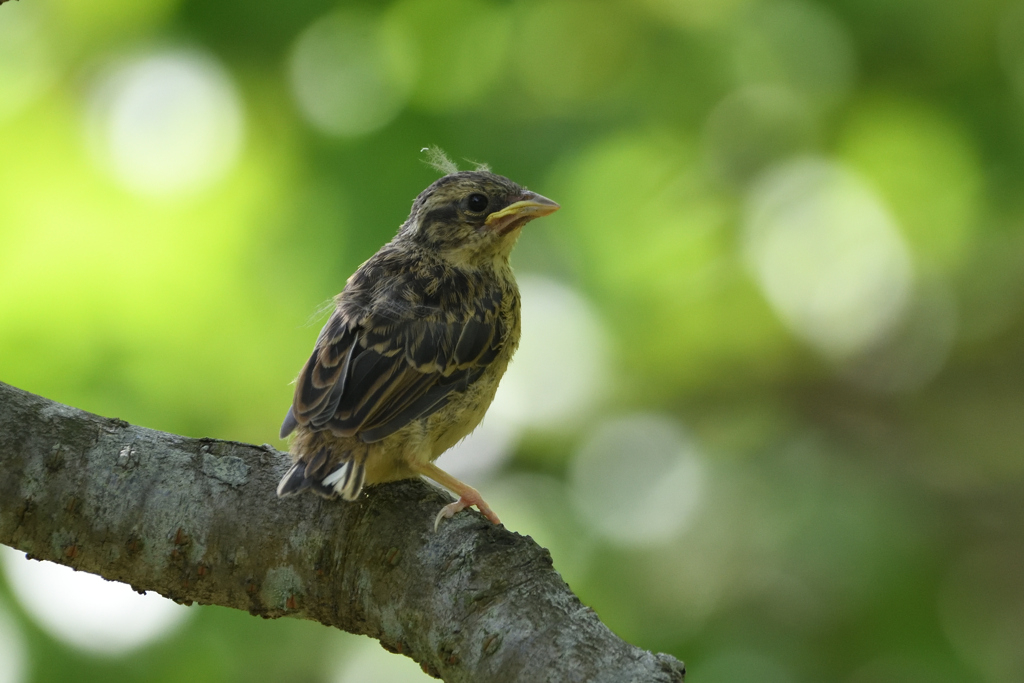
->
289;10;413;137
1;547;190;656
333;636;428;683
489;275;611;430
87;48;245;198
838;98;980;272
570;414;705;547
433;417;518;484
744;157;914;359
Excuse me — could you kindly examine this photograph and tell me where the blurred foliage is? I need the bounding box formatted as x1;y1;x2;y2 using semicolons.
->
2;0;1024;681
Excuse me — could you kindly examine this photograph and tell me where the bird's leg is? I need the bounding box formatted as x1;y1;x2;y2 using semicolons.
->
414;462;501;531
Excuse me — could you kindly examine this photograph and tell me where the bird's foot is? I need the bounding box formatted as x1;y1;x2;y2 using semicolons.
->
433;489;501;532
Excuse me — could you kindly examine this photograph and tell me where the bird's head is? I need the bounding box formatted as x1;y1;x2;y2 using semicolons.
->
400;171;559;267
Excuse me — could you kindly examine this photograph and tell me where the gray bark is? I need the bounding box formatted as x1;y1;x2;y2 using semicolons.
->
0;381;685;682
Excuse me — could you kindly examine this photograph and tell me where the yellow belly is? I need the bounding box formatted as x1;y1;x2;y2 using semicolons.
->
360;351;510;485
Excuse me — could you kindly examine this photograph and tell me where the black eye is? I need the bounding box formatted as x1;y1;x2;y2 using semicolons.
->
467;193;489;213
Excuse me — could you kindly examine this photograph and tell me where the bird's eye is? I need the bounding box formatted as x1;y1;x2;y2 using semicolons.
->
467;193;489;213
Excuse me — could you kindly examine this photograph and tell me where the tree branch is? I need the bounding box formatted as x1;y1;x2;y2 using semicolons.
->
0;381;685;682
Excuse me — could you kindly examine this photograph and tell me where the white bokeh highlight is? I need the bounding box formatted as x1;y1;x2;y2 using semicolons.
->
1;546;190;656
434;417;518;484
0;597;27;683
490;275;611;431
744;158;914;359
570;414;705;547
289;11;412;137
333;635;430;683
87;49;245;197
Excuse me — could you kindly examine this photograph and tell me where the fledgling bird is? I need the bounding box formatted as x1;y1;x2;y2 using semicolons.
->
276;163;559;530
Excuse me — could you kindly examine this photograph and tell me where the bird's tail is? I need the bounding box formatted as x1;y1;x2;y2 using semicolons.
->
276;437;366;501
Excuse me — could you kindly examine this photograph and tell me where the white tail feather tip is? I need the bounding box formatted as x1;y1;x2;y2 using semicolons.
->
322;462;350;491
276;463;300;497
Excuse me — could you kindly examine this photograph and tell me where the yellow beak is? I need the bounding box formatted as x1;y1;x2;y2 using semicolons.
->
484;191;560;234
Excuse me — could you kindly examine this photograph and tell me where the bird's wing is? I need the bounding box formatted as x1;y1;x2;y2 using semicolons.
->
280;285;505;443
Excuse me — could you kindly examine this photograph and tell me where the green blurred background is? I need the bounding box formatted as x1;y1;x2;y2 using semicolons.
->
2;0;1024;680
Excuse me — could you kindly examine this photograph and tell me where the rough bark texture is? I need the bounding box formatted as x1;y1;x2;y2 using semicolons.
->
0;381;685;682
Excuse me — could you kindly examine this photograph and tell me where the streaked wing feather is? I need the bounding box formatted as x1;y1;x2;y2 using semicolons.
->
352;370;438;427
291;316;358;428
334;350;406;420
453;317;494;367
359;388;450;442
288;280;505;442
358;364;488;442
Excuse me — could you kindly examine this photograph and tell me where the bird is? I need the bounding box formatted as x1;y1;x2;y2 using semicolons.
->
276;163;559;531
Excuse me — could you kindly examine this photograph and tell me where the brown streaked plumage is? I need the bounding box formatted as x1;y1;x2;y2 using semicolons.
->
277;168;559;530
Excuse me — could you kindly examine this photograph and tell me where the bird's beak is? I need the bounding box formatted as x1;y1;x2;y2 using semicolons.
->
485;191;560;234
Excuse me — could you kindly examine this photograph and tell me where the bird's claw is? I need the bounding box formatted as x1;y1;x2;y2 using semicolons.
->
433;494;501;532
433;501;463;532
